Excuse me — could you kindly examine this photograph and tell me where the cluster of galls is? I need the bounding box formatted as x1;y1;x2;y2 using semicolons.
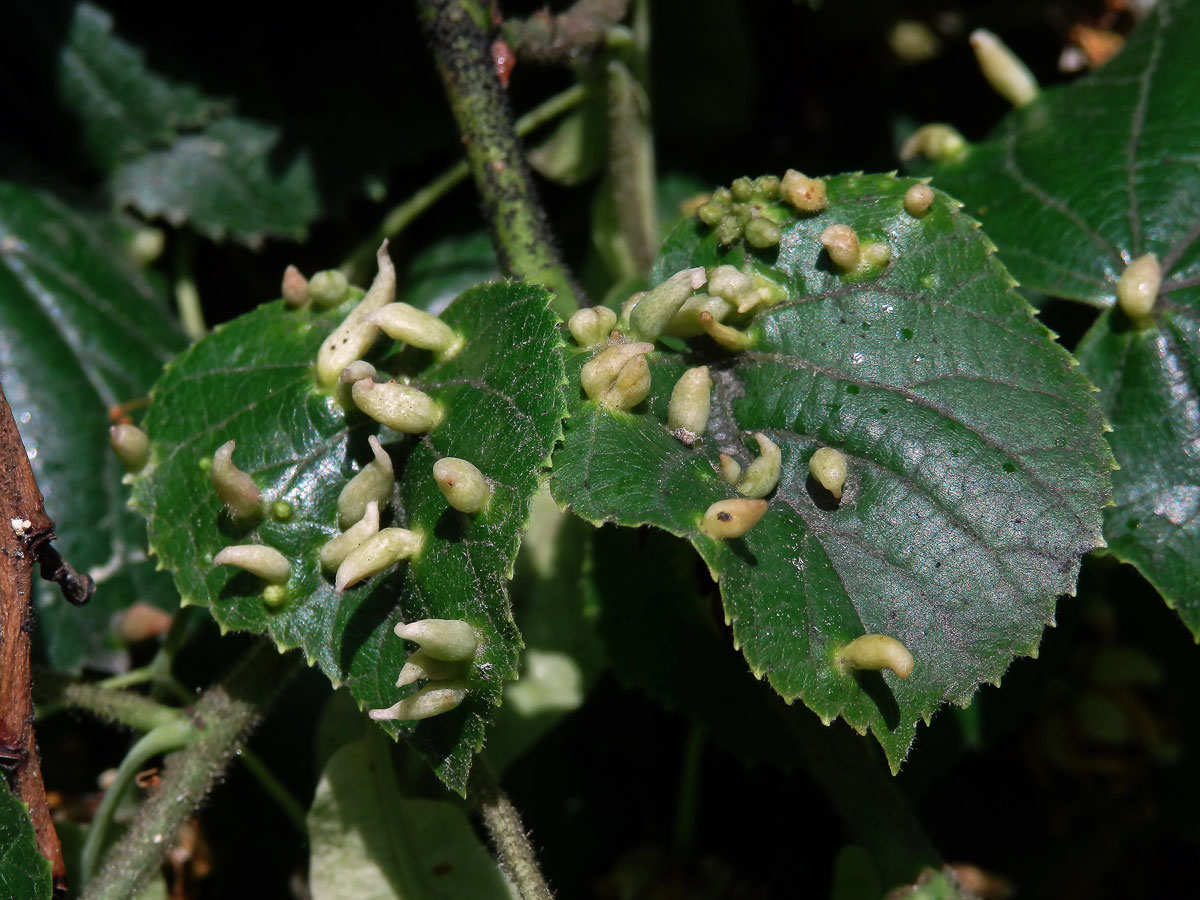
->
695;175;788;248
564;184;927;681
112;243;493;722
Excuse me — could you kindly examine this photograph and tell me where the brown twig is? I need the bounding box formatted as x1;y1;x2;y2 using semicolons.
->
503;0;631;64
0;380;67;892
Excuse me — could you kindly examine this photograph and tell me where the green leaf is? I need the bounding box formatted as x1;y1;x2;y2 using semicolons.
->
0;180;184;670
59;3;225;171
552;172;1113;769
308;736;515;900
59;3;320;247
931;0;1200;634
110;117;320;247
131;281;566;791
0;779;52;900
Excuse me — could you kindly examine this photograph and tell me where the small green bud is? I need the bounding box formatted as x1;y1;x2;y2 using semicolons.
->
904;183;935;218
744;217;782;248
667;366;712;436
699;311;753;351
780;170;827;213
730;177;755;202
899;124;967;163
755;175;781;200
629;267;707;340
809;447;848;499
262;584;289;607
368;680;468;722
282;265;309;307
340;360;377;384
568;306;618;347
835;634;914;679
664;293;734;337
110;424;150;473
307;270;350;308
711;187;732;205
970;29;1038;108
697;202;726;226
738;433;782;498
127;228;165;267
210;440;261;520
351;379;444;433
701;498;768;540
213;544;290;585
395;649;468;687
1117;253;1161;325
433;458;492;514
394;618;478;662
334;526;424;592
716;214;744;246
369;303;463;358
821;225;861;271
719;454;742;485
270;500;294;521
337;435;393;528
319;500;380;572
580;341;654;402
315;243;395;389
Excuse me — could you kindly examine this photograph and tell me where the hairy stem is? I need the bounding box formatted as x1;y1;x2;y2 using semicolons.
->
81;641;299;900
469;760;554;900
341;83;588;280
34;670;185;734
416;0;584;317
80;719;197;882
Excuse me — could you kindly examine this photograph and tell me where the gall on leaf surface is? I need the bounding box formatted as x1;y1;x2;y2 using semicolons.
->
131;281;566;792
932;0;1200;635
552;172;1113;769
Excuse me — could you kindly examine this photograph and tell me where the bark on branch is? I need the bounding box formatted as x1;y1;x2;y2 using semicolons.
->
0;380;67;892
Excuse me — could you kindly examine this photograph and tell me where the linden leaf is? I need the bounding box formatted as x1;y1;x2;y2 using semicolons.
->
59;3;319;247
308;737;515;900
552;172;1113;769
0;180;183;670
131;281;566;792
0;780;52;900
931;0;1200;633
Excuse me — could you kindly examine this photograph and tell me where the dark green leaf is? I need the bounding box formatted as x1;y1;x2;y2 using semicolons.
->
0;181;184;670
308;736;514;899
932;0;1200;633
59;3;225;171
0;779;52;900
553;172;1112;768
59;3;320;247
131;281;566;791
110;118;319;247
